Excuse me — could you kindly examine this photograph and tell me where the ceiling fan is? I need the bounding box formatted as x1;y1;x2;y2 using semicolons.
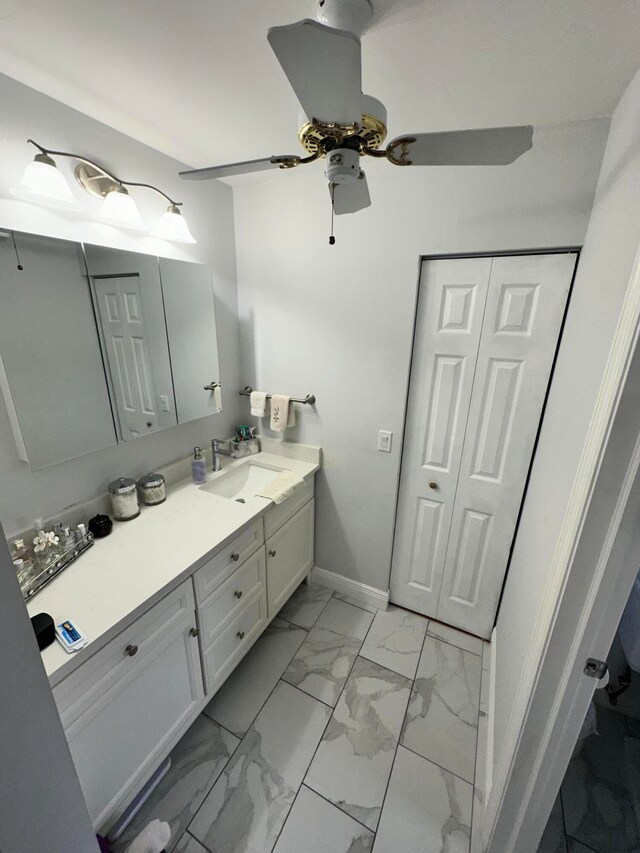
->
180;0;533;234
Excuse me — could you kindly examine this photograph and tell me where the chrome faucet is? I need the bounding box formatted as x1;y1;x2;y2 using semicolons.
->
211;438;236;472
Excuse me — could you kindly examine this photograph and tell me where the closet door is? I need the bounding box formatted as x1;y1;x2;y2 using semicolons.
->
436;253;576;637
389;257;492;618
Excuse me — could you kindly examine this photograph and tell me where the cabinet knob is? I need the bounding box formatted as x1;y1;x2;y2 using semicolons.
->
429;481;438;490
189;627;199;638
146;422;153;428
234;590;243;599
269;549;277;557
125;644;138;657
230;553;240;562
237;630;245;640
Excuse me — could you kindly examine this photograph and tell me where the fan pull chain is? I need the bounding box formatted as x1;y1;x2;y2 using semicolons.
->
329;183;336;245
11;231;23;271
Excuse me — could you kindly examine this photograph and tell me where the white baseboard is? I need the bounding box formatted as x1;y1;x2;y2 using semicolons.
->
311;565;389;611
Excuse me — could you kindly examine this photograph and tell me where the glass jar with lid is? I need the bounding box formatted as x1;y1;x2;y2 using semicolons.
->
138;473;166;506
108;477;140;521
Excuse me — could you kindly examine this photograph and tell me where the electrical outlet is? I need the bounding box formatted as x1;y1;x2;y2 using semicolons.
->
378;430;393;452
160;395;170;412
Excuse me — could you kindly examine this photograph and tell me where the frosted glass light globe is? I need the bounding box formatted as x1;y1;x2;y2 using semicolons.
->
11;157;83;211
152;205;197;244
95;187;147;230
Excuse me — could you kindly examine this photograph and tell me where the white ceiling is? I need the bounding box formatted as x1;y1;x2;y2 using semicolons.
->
0;0;639;173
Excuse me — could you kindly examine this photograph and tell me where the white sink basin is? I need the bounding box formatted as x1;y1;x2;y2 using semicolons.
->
200;462;285;502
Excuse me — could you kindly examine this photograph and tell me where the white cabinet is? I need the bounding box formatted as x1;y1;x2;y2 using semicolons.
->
50;473;316;832
53;581;203;828
266;499;315;616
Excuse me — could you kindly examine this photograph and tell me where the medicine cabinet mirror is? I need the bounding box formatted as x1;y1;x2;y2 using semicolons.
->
0;230;222;471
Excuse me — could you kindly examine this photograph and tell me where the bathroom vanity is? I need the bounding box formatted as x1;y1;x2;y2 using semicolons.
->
27;449;319;831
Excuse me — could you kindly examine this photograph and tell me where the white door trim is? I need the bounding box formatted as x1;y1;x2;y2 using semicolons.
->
484;242;640;852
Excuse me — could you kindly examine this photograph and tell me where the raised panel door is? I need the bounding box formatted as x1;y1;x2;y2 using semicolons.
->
390;257;492;615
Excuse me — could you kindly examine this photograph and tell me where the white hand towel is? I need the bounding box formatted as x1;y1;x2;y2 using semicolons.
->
250;391;268;417
126;819;171;853
270;394;290;432
256;470;305;504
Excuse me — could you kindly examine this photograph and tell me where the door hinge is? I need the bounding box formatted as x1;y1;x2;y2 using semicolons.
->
584;658;608;679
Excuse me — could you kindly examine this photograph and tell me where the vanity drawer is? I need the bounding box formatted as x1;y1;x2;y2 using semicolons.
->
52;579;198;727
198;547;266;648
193;519;264;604
264;477;314;538
202;588;268;694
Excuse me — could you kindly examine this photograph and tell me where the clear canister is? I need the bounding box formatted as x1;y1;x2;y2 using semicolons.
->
108;477;140;521
138;473;166;506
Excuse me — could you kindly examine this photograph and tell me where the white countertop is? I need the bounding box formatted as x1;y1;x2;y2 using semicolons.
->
27;451;319;687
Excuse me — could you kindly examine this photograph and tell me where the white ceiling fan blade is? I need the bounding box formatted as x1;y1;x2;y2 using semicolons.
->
268;19;362;126
179;156;298;181
331;170;371;215
387;125;534;166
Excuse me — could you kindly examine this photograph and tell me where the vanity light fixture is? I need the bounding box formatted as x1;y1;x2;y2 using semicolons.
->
11;140;197;243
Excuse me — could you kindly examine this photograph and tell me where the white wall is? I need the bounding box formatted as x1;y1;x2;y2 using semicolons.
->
234;120;609;592
0;74;243;536
492;66;640;801
0;525;99;853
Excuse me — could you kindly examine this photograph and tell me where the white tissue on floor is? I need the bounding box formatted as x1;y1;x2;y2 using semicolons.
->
125;819;171;853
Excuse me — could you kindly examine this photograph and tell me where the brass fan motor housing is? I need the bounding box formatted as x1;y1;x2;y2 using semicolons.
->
298;113;387;156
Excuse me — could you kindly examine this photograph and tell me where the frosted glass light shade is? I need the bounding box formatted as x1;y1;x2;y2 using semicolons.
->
152;205;197;244
95;187;147;230
11;159;83;211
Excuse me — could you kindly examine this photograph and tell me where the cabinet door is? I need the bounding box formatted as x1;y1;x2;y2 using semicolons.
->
159;258;222;423
56;589;203;828
0;231;117;469
266;499;315;616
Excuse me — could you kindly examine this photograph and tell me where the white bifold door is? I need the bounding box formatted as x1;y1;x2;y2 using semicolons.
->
391;252;577;638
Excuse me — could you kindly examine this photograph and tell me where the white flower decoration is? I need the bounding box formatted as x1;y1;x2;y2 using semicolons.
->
33;530;60;553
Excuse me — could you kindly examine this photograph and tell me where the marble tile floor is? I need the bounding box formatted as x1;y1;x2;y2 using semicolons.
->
538;705;640;853
117;582;488;853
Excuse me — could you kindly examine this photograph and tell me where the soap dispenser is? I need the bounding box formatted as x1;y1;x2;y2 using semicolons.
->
192;447;206;484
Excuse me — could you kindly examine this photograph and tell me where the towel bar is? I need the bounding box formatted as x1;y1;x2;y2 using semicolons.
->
239;386;316;405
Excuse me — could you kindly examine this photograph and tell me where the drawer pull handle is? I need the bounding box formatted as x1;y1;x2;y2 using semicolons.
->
237;630;245;640
234;590;243;599
230;553;240;562
125;644;138;657
429;481;438;490
189;627;199;638
269;549;277;557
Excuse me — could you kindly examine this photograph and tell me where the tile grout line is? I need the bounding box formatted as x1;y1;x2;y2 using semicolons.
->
295;607;380;834
202;621;310;736
558;787;569;853
299;782;377;836
186;659;307;840
187;597;369;852
330;590;377;614
185;828;215;853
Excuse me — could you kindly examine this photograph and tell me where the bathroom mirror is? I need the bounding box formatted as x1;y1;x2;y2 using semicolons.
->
0;230;222;470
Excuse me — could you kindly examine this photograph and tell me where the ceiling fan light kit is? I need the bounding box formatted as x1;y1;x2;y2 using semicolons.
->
179;0;534;239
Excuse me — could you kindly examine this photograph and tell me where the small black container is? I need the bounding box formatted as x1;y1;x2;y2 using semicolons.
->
31;612;55;650
89;514;113;538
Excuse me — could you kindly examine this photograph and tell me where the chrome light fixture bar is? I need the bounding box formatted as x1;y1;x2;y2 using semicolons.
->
11;140;197;244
